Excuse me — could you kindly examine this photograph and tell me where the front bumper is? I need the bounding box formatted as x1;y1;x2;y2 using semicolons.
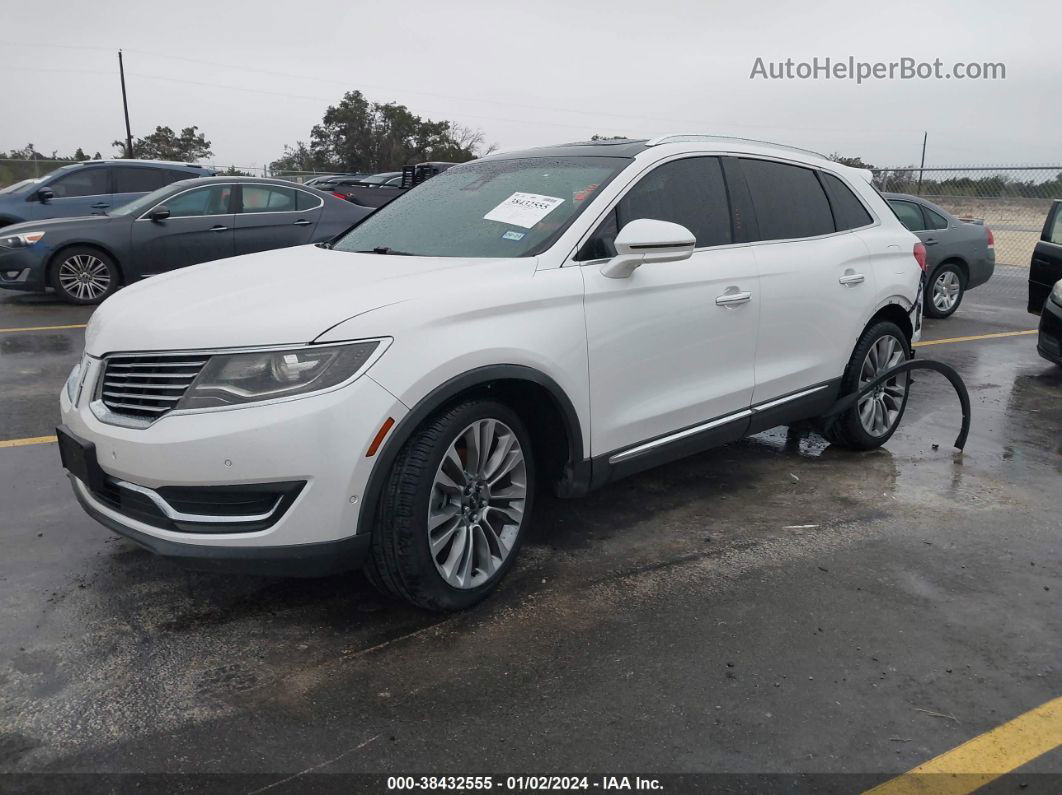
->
0;245;49;292
60;363;408;575
1037;297;1062;365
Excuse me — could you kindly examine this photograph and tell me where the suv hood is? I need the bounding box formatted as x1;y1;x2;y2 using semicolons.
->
86;244;527;355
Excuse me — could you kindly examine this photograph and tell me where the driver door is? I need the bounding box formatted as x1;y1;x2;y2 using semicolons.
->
131;184;236;276
579;156;759;465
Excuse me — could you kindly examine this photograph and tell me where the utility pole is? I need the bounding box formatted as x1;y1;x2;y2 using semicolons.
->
118;50;134;159
917;131;927;195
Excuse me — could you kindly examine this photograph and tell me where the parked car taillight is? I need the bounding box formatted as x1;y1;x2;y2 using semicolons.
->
332;192;347;201
986;227;995;247
913;242;928;272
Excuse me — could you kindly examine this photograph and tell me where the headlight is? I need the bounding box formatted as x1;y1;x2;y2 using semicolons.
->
1052;280;1062;307
65;360;82;402
0;231;45;249
176;340;382;410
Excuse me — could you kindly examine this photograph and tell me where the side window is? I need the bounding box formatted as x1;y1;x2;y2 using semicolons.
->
115;166;173;194
1048;206;1062;245
241;185;297;213
820;172;873;231
740;159;834;240
923;206;949;230
48;167;110;198
888;200;926;232
295;189;322;211
159;185;232;218
577;157;732;260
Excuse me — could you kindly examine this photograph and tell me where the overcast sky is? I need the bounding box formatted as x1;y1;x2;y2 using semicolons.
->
1;0;1054;170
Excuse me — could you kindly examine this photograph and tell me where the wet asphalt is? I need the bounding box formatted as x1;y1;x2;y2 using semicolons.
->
0;267;1059;788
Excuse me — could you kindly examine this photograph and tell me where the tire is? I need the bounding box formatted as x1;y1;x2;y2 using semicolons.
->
817;321;911;450
49;246;119;305
924;262;965;319
365;399;535;611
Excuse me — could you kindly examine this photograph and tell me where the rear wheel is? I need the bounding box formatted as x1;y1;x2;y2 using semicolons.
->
50;247;119;305
365;399;535;611
817;321;911;450
924;263;965;319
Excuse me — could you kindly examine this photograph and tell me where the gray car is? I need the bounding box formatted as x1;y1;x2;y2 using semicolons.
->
885;192;995;318
0;177;370;304
0;160;214;228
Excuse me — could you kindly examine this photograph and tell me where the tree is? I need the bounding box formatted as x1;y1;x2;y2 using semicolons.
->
73;147;89;161
829;153;876;170
590;134;629;141
272;91;492;175
113;125;213;161
217;165;252;176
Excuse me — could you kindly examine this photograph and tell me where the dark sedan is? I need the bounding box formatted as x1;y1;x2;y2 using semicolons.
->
0;177;370;304
885;192;995;318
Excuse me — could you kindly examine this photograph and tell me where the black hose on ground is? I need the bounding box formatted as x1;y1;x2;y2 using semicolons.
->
821;359;972;451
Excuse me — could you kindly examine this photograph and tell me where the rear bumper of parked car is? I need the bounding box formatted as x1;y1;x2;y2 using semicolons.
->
59;367;408;576
966;248;995;290
0;245;49;292
1037;296;1062;365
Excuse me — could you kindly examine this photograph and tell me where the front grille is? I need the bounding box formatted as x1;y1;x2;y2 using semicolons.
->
100;353;209;420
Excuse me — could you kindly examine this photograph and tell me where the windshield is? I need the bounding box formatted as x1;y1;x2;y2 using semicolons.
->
0;178;39;195
332;156;629;258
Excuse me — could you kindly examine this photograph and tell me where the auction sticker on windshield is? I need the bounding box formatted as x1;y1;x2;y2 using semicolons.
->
484;192;565;228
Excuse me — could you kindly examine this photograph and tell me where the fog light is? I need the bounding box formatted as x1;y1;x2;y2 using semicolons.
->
3;270;20;279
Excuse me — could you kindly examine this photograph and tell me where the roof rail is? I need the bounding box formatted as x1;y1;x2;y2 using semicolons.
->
645;134;830;161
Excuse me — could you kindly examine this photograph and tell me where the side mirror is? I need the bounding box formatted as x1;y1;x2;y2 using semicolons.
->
599;218;696;279
148;206;171;222
35;187;55;204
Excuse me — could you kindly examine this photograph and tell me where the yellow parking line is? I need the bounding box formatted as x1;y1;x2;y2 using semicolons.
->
914;329;1037;348
0;435;57;448
0;323;87;333
865;696;1062;795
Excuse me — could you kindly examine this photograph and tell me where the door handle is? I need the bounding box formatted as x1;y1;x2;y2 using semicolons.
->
91;202;110;209
924;239;939;245
209;225;228;232
715;290;752;306
838;273;865;286
292;219;312;226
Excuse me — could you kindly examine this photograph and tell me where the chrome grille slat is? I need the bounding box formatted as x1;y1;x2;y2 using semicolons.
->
101;381;191;391
106;360;208;369
100;353;210;421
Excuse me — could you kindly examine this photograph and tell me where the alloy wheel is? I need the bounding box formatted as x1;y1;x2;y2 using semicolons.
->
58;254;111;301
932;270;961;313
427;419;527;590
857;334;908;437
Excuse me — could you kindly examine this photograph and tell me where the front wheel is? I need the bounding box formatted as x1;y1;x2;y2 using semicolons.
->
50;247;119;305
924;263;965;319
817;321;911;450
365;400;535;611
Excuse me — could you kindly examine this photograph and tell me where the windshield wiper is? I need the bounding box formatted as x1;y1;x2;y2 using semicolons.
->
356;247;415;256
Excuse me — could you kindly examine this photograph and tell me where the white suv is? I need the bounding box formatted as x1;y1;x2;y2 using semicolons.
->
59;135;925;610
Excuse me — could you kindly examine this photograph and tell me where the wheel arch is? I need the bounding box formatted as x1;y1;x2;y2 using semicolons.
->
359;365;588;538
864;301;914;349
934;256;969;281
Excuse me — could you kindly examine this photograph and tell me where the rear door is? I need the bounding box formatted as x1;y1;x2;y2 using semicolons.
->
233;184;322;255
35;166;114;219
739;158;877;404
1030;200;1062;314
130;184;235;276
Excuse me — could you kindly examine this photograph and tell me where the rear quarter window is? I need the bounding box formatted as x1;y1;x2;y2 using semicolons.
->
820;172;873;231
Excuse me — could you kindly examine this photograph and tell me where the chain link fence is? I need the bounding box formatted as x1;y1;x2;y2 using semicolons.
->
872;166;1060;269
